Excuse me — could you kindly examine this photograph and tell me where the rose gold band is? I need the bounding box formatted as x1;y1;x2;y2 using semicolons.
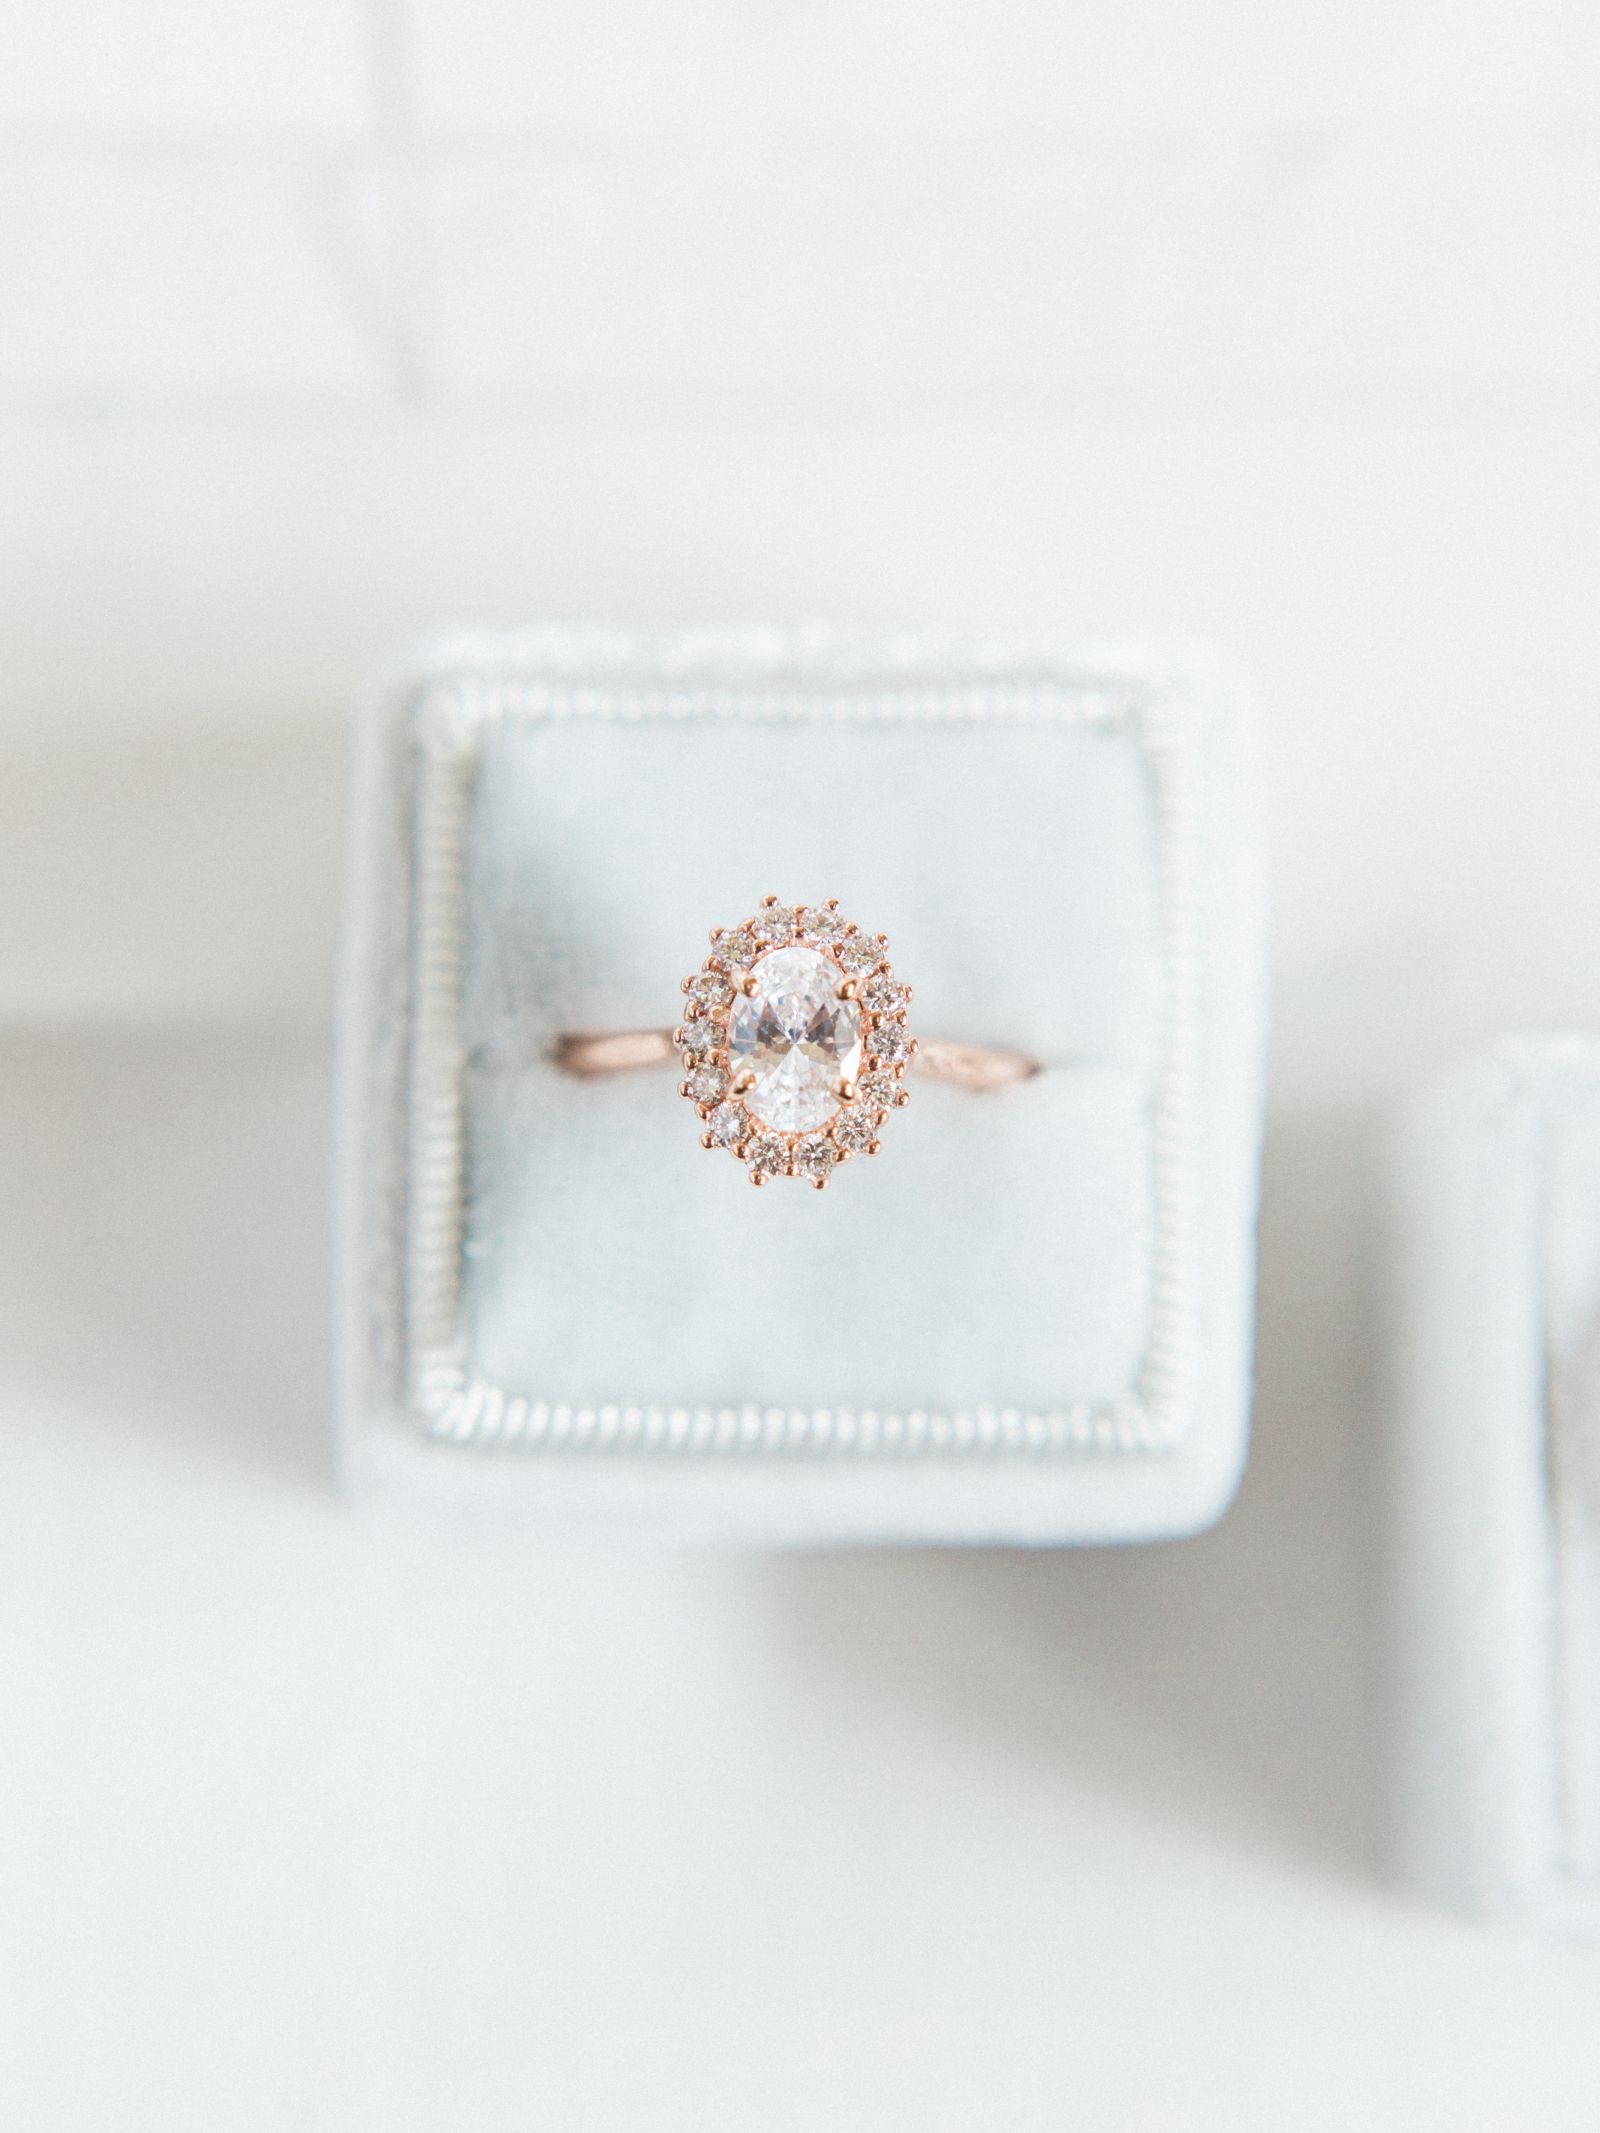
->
554;1029;1037;1092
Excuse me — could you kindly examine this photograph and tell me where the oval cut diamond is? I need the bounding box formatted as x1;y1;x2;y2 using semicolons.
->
728;945;863;1134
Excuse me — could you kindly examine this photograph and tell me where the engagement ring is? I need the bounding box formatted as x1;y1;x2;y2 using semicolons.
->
555;897;1036;1189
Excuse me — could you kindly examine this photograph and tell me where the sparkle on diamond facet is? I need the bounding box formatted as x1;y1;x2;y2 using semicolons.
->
728;944;863;1135
859;1069;903;1108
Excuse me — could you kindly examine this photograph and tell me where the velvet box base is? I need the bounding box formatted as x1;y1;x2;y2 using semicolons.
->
336;626;1265;1544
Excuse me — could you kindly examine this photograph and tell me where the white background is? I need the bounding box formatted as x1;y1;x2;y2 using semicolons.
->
2;3;1600;2126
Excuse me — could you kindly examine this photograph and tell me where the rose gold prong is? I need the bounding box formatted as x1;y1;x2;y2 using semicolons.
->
738;971;757;995
680;977;694;994
894;1090;911;1107
900;985;914;1003
811;1174;829;1191
695;1103;712;1120
874;933;889;947
761;894;779;907
732;1068;755;1094
837;1078;856;1101
842;922;860;936
673;1026;688;1045
708;927;722;944
700;1132;715;1149
750;1169;768;1187
678;1080;692;1098
868;1139;883;1155
837;979;859;1001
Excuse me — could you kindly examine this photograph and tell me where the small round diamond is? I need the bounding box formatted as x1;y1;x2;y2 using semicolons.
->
689;970;733;1009
799;905;848;944
839;933;885;973
714;928;756;968
678;1016;722;1057
792;1136;841;1183
707;1100;748;1149
745;1133;788;1177
860;973;905;1014
751;904;796;946
688;1063;729;1103
859;1070;902;1108
869;1022;913;1067
832;1108;877;1153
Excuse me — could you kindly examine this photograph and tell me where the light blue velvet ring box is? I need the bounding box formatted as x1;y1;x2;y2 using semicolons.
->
1393;1041;1600;1936
336;627;1265;1544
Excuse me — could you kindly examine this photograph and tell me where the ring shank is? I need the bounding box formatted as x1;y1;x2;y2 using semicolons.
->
553;1029;1037;1090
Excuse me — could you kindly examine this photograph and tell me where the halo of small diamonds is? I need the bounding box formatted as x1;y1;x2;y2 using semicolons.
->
677;896;916;1189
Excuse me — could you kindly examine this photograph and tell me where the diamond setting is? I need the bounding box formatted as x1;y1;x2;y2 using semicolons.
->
793;1135;841;1182
688;970;733;1010
798;905;848;944
839;932;886;974
676;896;915;1188
713;927;756;968
832;1107;878;1154
677;1017;722;1058
745;1133;788;1178
860;973;905;1014
859;1069;904;1109
707;1100;749;1148
750;903;796;946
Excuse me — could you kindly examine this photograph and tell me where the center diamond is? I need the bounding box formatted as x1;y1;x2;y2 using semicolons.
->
728;945;863;1134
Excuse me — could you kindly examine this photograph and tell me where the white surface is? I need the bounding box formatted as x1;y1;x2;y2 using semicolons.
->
5;0;1600;2121
6;1030;1600;2129
4;8;1599;408
422;145;1600;392
0;153;385;397
402;0;1600;140
0;0;372;142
